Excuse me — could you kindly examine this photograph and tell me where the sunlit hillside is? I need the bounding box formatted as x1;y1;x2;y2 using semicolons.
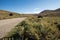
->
39;8;60;17
0;10;34;20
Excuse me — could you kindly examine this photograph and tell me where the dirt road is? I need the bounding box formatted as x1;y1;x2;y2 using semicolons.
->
0;18;26;38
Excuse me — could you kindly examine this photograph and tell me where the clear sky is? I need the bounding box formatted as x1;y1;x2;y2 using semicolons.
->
0;0;60;14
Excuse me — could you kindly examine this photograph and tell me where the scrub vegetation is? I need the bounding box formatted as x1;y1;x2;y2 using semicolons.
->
6;16;60;40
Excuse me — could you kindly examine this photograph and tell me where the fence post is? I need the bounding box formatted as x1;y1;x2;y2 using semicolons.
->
9;37;11;40
3;37;5;40
12;37;14;40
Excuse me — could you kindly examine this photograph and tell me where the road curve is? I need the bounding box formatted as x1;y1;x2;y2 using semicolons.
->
0;18;26;38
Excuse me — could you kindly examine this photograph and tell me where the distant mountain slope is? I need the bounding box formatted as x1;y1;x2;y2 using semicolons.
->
39;8;60;17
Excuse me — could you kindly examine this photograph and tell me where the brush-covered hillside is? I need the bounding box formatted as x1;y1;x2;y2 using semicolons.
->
39;8;60;17
0;10;34;20
5;16;60;40
0;10;21;19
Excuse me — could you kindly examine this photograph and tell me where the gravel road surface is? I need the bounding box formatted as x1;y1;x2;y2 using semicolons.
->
0;18;26;38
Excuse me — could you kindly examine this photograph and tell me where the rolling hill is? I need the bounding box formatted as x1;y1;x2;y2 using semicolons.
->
0;10;21;20
0;10;34;20
39;8;60;17
0;8;60;20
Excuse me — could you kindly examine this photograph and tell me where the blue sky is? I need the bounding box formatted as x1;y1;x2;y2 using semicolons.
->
0;0;60;14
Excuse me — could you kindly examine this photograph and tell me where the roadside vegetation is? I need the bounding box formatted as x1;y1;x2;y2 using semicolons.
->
6;16;60;40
